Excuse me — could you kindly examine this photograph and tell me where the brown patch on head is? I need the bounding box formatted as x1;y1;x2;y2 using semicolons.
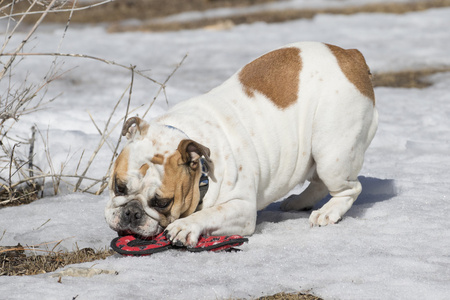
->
156;152;200;227
154;140;212;227
139;163;150;177
151;154;164;165
113;147;129;183
239;47;302;109
110;147;130;196
326;44;375;105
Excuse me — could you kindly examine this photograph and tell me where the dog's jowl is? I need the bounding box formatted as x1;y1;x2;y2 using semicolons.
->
105;42;378;246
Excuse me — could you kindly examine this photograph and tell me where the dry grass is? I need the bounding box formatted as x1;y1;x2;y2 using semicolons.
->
373;68;450;89
0;245;113;276
0;183;41;207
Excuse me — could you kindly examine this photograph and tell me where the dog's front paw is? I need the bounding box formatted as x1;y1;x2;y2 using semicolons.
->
164;219;201;247
309;208;341;226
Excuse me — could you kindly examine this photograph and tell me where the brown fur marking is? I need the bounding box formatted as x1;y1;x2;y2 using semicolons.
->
326;44;375;104
239;47;302;109
114;148;129;183
151;154;164;165
157;143;205;226
139;163;150;177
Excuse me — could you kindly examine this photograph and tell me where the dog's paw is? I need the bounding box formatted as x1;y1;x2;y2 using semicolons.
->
309;208;341;226
164;219;201;247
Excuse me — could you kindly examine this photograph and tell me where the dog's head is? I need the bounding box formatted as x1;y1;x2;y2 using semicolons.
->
105;116;212;238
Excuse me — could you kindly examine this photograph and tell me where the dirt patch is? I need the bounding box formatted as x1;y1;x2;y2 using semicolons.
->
0;245;113;276
373;68;450;88
254;292;323;300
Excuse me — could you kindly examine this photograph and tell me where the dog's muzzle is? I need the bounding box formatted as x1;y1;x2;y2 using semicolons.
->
119;200;145;229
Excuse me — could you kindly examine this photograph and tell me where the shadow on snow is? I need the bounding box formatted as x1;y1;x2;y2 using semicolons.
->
256;176;397;226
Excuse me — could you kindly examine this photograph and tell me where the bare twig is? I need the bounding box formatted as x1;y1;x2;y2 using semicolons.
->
0;0;187;199
8;144;17;193
57;0;76;52
0;52;162;85
74;150;84;176
0;0;59;78
0;0;38;56
143;53;188;118
75;66;135;193
0;0;114;21
95;67;135;195
1;172;105;193
28;126;36;178
87;111;115;152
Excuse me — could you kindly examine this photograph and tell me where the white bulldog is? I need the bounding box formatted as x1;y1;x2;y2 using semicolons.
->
105;42;378;246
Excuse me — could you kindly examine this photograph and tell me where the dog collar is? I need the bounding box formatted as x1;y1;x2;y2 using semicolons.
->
199;157;209;206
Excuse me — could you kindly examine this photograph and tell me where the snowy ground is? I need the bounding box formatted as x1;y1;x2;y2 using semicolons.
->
1;1;450;299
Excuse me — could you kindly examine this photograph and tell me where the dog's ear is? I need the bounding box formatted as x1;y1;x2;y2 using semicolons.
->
122;117;149;140
177;139;213;172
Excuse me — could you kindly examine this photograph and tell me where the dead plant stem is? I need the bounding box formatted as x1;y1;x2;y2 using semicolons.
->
28;126;36;178
0;0;59;78
0;0;114;21
143;53;188;118
95;67;135;195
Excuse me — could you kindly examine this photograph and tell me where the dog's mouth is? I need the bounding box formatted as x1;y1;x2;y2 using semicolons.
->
117;230;134;237
117;230;157;240
117;223;164;240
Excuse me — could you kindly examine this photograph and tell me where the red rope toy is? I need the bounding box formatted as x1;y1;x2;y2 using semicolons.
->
111;232;248;256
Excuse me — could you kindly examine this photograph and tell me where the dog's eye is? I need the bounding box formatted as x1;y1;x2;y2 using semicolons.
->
114;176;128;196
114;182;128;196
150;196;173;211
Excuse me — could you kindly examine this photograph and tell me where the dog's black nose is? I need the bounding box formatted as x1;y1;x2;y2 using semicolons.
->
122;201;144;227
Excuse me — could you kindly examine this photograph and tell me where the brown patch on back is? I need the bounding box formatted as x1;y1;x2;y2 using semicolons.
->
326;44;375;105
239;47;302;109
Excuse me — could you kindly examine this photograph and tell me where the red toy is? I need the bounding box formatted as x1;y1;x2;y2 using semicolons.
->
111;232;248;256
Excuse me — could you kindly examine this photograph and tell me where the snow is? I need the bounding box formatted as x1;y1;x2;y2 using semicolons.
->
1;2;450;299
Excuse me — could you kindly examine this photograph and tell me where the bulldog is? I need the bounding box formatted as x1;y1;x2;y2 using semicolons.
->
105;42;378;246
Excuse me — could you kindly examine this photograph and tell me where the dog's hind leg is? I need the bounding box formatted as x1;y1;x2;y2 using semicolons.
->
308;108;377;226
280;171;329;211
